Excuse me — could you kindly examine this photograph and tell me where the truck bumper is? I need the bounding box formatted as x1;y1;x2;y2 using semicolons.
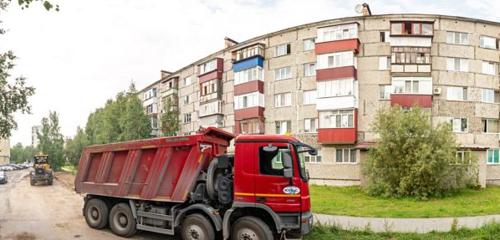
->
31;173;52;181
300;211;313;235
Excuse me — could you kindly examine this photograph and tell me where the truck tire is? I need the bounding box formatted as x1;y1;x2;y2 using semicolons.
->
84;198;109;229
47;177;53;185
207;158;222;201
109;203;137;237
231;216;273;240
181;213;215;240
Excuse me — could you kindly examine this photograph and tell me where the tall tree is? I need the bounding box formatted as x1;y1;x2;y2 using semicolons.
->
64;127;88;166
0;0;58;138
119;93;151;141
10;143;36;163
160;96;180;136
37;111;64;170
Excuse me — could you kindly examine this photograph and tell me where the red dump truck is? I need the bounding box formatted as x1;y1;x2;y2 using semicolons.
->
75;127;315;240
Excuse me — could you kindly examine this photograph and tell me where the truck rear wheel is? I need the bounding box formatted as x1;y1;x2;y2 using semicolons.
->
109;203;137;237
84;198;109;229
181;213;215;240
231;216;273;240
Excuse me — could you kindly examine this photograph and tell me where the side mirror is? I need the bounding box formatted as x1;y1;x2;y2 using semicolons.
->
282;150;293;178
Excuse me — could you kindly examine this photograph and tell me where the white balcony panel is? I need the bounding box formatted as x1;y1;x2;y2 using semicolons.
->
316;95;357;111
199;100;222;117
390;37;432;47
143;97;156;107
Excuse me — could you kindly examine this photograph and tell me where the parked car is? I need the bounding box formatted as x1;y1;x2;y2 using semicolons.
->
0;171;7;184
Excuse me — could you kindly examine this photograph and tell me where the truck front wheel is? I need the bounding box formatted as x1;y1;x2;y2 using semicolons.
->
109;203;137;237
84;198;109;229
231;216;273;240
181;213;215;240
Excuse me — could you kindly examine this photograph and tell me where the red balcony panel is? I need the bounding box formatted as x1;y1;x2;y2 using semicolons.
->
199;70;223;83
316;66;357;81
390;94;432;108
317;128;356;144
315;38;360;55
234;106;265;121
234;80;264;95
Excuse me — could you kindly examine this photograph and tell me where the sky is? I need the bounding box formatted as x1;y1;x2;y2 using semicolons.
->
0;0;499;146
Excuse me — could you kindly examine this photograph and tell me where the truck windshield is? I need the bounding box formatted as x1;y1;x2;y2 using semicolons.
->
292;142;316;181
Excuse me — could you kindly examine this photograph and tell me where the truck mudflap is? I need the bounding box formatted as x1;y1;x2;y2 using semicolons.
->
300;211;313;235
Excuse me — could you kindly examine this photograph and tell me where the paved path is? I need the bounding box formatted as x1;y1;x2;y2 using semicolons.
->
314;213;500;233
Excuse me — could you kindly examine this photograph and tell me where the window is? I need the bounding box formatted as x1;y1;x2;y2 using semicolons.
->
303;38;315;51
450;118;467;133
379;32;386;42
303;90;316;105
482;61;496;75
275;43;291;57
317;79;355;98
480;36;497;49
455;151;472;165
259;146;290;176
151;117;158;129
183;113;191;123
446;86;467;101
143;88;157;100
446;58;469;72
234;44;265;61
234;66;264;85
304;63;316;76
390;22;433;36
379;85;392;100
482;89;495;103
234;92;264;110
304;153;322;163
335;148;356;163
200;79;218;96
199;59;217;75
483;119;498;133
275;66;292;80
240;119;262;134
391;47;431;64
146;104;155;114
487;149;500;164
317;51;354;69
183;76;192;86
275;121;291;134
379;56;390;70
183;95;190;104
304;118;318;133
317;23;358;42
274;93;292;107
447;32;469;45
392;77;432;95
319;110;354;128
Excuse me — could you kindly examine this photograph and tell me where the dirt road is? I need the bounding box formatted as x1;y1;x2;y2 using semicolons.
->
0;170;171;240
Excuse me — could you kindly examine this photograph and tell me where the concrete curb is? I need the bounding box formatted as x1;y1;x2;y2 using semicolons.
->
314;214;500;233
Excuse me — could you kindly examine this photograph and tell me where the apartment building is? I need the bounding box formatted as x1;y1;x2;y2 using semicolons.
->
0;138;10;164
138;11;500;187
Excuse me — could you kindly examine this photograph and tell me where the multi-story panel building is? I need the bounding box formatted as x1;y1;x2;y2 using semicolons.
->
31;125;41;147
138;10;500;187
0;138;10;164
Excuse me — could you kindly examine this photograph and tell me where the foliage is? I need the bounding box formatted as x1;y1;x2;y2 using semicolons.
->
160;96;180;136
9;142;36;163
64;127;88;166
1;0;59;11
310;185;500;218
305;222;500;240
363;106;478;199
37;111;64;170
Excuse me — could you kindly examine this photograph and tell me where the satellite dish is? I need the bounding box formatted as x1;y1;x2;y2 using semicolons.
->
355;4;363;14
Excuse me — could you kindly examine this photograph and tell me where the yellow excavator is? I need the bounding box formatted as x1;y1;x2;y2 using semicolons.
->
30;154;53;186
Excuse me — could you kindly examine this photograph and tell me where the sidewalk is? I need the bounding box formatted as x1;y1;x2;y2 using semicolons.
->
314;213;500;233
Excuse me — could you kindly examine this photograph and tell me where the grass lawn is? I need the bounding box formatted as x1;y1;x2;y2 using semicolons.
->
60;165;77;175
311;185;500;218
304;223;500;240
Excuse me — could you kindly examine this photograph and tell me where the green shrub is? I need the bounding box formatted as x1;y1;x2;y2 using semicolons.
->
363;106;478;199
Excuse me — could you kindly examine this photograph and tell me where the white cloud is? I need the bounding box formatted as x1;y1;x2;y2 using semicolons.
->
0;0;498;146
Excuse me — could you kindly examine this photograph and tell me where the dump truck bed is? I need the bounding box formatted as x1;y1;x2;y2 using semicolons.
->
74;127;234;203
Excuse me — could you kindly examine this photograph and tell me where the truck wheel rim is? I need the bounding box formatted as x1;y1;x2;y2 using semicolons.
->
187;225;205;240
237;228;258;240
114;213;128;229
90;208;99;220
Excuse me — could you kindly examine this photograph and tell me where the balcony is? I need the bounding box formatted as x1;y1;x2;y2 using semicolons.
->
391;64;431;75
318;128;356;144
390;94;432;108
161;87;178;97
233;56;264;72
316;95;356;111
234;106;264;121
315;38;360;55
199;100;223;117
317;66;357;81
198;58;223;77
235;118;265;135
234;80;264;96
233;43;265;62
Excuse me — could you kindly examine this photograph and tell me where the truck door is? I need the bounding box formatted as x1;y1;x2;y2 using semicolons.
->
253;143;301;213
